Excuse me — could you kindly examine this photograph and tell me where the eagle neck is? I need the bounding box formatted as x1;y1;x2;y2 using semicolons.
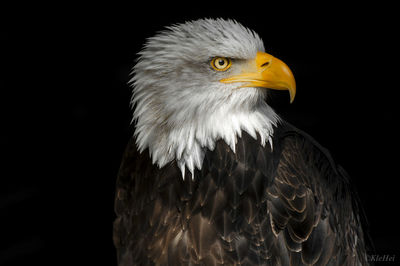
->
136;101;279;180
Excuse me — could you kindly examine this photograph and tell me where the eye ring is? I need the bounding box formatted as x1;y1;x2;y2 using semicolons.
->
211;57;232;71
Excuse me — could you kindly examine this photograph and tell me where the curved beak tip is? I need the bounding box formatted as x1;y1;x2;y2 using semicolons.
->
289;92;295;103
289;85;296;103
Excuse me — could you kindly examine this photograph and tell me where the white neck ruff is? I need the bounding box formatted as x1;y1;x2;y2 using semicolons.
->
135;101;279;180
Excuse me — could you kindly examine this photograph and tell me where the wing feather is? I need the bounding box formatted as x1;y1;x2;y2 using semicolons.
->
266;123;370;265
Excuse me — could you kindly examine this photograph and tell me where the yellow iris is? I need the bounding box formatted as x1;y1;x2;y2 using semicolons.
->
211;57;232;71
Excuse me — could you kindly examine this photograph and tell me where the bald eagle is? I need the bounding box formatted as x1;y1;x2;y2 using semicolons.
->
113;19;370;265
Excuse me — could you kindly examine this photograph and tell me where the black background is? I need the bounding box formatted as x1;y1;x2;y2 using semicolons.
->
2;2;399;266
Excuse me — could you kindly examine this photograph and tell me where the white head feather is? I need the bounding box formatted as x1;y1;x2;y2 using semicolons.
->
130;18;280;179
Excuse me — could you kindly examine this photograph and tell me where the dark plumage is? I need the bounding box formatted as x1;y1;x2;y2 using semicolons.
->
114;122;370;265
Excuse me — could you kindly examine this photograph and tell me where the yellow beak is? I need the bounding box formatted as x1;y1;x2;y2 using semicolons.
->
220;52;296;103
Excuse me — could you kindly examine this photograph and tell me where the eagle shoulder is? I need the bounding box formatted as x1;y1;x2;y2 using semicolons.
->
269;122;370;265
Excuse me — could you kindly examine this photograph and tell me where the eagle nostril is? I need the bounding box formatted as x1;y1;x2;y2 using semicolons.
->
261;62;270;67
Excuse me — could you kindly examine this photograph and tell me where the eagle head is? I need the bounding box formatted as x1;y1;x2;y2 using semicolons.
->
130;18;296;178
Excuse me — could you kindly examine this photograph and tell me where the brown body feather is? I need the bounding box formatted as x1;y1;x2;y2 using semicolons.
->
113;122;369;265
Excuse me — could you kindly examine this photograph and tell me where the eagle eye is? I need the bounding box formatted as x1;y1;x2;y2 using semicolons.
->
211;57;232;71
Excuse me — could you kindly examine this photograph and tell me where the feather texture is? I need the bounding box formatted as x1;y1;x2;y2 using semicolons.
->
114;122;370;265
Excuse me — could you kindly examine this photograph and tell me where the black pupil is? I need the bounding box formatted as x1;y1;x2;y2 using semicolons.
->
218;59;225;66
